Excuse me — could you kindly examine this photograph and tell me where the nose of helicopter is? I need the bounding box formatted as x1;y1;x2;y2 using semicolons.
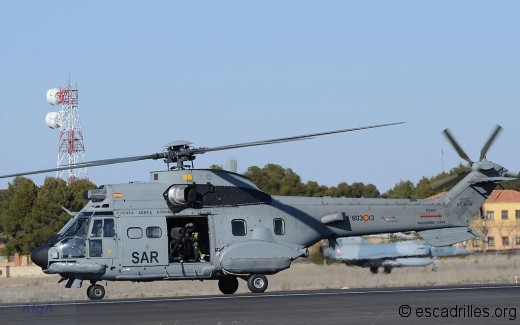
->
31;245;49;269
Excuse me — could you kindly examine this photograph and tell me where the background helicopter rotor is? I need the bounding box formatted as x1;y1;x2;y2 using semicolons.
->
0;122;404;180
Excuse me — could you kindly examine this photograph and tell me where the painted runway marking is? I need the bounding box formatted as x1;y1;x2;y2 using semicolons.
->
0;285;519;309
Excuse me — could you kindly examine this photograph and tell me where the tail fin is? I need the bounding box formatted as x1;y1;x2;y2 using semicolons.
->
418;169;504;246
444;161;514;226
420;125;516;246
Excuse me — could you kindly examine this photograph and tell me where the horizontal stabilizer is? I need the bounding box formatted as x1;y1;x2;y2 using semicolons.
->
418;227;480;246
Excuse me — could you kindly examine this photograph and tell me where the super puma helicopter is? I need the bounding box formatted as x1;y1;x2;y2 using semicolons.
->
1;123;515;300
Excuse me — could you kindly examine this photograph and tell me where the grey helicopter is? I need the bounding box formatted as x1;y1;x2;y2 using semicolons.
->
0;123;514;300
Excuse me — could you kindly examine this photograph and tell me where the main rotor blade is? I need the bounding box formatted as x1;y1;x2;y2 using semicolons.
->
442;128;472;165
0;154;162;179
479;125;502;161
188;122;405;155
0;122;404;180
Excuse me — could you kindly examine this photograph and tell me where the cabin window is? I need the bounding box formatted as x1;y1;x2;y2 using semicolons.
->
127;227;143;239
502;210;509;220
146;226;162;238
273;218;285;235
231;219;247;236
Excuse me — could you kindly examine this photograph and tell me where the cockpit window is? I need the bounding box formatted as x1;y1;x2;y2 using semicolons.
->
90;218;116;238
60;238;87;258
104;219;116;237
62;218;89;238
91;219;103;237
58;217;77;236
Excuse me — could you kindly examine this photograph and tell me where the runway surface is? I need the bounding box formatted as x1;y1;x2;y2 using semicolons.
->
1;284;519;324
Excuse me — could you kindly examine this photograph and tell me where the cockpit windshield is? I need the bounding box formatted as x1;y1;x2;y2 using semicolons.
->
58;211;93;237
61;217;89;238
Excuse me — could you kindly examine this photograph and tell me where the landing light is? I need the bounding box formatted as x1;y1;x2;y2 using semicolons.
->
49;248;59;259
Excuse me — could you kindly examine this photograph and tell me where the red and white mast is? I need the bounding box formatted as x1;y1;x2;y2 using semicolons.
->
45;80;88;184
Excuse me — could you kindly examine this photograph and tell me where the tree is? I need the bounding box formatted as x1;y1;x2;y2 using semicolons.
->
66;179;97;212
0;189;6;233
24;177;69;253
362;184;380;198
0;177;97;255
501;178;520;191
349;182;366;198
0;177;39;255
384;180;415;199
304;181;328;197
245;164;381;198
415;177;434;199
244;164;306;196
278;168;306;196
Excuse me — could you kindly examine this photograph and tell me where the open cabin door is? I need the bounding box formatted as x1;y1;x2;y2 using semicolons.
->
166;215;211;263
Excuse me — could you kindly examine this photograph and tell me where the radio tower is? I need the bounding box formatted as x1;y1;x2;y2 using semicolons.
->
45;80;88;184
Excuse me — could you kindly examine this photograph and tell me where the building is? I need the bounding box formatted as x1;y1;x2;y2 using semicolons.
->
426;190;520;251
467;190;520;252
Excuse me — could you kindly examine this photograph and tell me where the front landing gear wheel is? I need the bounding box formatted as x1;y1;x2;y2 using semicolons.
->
218;277;239;294
247;274;268;293
87;284;105;300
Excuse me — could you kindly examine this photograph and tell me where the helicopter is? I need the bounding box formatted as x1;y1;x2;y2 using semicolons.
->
0;123;515;300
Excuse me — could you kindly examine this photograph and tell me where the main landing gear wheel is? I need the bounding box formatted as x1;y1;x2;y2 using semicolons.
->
87;284;105;300
218;277;239;295
247;274;268;293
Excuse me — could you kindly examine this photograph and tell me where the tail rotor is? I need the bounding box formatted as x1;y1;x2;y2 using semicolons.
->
433;125;515;190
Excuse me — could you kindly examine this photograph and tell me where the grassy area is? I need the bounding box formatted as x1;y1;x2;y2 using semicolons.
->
1;253;519;303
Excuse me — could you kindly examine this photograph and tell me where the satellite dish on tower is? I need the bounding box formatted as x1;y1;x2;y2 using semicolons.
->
46;88;62;106
45;111;62;129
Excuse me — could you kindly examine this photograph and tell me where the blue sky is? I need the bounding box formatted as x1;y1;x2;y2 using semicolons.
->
0;1;519;192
